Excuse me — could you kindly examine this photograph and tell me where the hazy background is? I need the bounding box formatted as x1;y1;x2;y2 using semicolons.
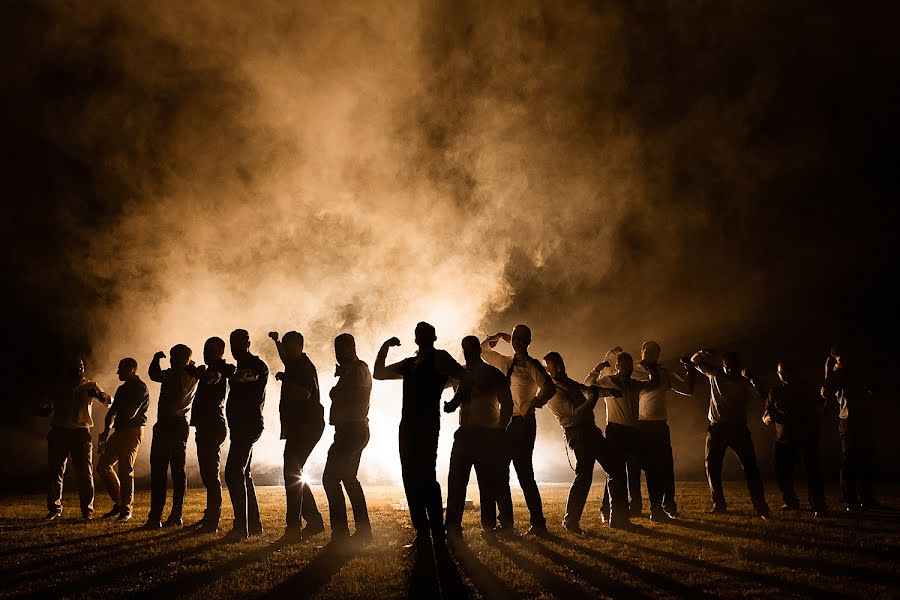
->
2;1;898;492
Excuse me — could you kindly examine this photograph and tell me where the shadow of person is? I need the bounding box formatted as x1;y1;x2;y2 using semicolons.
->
491;539;593;599
264;543;355;599
448;537;520;600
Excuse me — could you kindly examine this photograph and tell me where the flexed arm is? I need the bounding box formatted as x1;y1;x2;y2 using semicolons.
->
373;337;405;380
268;332;288;367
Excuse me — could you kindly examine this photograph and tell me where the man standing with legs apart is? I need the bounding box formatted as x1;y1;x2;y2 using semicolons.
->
541;352;632;532
481;326;556;537
185;337;235;533
443;336;513;540
97;358;149;522
43;356;110;521
632;341;695;521
143;345;198;530
374;322;466;550
323;333;374;549
821;345;876;512
692;349;770;518
223;329;269;542
269;330;325;544
763;360;827;517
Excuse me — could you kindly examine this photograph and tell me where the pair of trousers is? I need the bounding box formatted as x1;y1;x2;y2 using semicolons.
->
323;421;371;538
638;420;677;514
148;418;189;521
705;422;769;515
195;420;227;524
445;427;506;532
225;427;264;535
398;422;443;539
97;426;144;513
284;421;325;531
601;423;642;514
773;436;826;510
564;423;627;526
838;418;876;506
497;413;546;528
47;427;94;516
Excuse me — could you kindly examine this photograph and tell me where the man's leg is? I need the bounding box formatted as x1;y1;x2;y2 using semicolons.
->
71;428;95;518
343;423;371;535
705;425;729;511
46;428;68;515
168;421;189;522
245;447;262;535
420;429;445;542
119;427;143;516
856;420;877;506
563;430;594;529
511;413;546;529
445;429;473;534
283;436;303;532
398;426;428;535
473;430;500;532
195;424;225;526
802;433;827;512
495;422;515;529
298;423;325;530
732;426;769;517
626;427;642;515
773;441;798;508
838;419;857;507
323;430;350;540
97;432;122;509
147;424;170;523
225;435;253;536
660;422;678;515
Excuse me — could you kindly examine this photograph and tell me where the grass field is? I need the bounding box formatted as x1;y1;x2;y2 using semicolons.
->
1;482;898;599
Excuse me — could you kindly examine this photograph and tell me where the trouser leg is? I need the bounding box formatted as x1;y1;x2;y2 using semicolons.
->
626;428;642;513
98;433;121;507
801;433;827;511
47;428;68;513
118;427;143;514
563;430;594;528
854;421;877;505
343;424;371;533
148;424;171;522
169;421;189;519
399;424;441;536
705;425;728;510
245;448;261;532
225;434;254;535
445;429;473;531
473;429;501;531
659;423;677;514
732;426;769;516
70;428;95;517
323;432;348;538
495;445;514;528
195;422;226;524
838;419;857;505
773;441;798;506
511;414;545;528
594;430;627;523
284;437;303;531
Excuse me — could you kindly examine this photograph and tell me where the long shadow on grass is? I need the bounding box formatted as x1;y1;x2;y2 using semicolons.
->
493;539;595;600
402;541;468;599
0;526;135;559
530;533;717;600
260;544;355;599
449;538;521;600
8;533;221;599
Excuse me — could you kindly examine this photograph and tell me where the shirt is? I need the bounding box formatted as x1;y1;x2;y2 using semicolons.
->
698;369;758;425
280;353;324;437
546;377;597;430
330;359;372;425
227;352;269;433
112;378;150;429
765;381;821;443
398;348;465;429
632;364;692;421
596;374;644;427
51;377;108;429
480;342;553;416
149;362;198;420
187;359;235;427
451;360;513;429
822;367;872;421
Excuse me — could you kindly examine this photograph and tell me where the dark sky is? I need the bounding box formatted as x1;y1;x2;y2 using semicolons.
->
2;1;898;484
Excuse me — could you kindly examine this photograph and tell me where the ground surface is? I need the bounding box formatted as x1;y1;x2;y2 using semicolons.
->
0;482;898;599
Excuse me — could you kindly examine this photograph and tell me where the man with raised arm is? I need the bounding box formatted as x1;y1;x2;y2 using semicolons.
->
185;337;235;533
632;341;695;520
97;357;149;522
43;356;111;521
269;330;325;543
374;322;466;550
692;349;770;518
541;352;632;532
223;329;269;542
443;336;513;540
143;344;198;530
323;333;374;548
481;325;556;537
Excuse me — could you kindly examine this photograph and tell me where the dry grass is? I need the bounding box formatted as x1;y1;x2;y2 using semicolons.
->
1;482;898;599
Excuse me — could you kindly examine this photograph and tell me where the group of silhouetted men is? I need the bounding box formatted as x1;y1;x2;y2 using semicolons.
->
40;322;878;551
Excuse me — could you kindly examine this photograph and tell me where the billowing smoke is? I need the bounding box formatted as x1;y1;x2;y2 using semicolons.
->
3;1;898;487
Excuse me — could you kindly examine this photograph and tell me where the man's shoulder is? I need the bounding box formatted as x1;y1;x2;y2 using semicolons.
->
480;361;506;380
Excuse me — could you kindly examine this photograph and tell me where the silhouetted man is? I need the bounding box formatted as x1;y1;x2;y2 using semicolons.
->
542;352;632;531
590;350;653;521
269;330;325;543
44;356;110;521
97;357;149;522
632;341;695;520
323;333;373;548
223;329;269;542
481;326;556;537
763;360;827;517
374;322;465;549
692;349;770;518
143;344;198;529
186;337;235;533
821;345;876;512
444;336;513;540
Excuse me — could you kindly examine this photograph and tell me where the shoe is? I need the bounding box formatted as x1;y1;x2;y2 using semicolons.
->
81;513;93;522
492;525;517;539
650;511;674;523
273;528;302;545
324;536;353;554
663;505;678;517
222;528;249;543
709;506;728;515
445;526;463;541
403;534;431;550
350;528;373;544
195;519;218;534
524;525;550;538
102;506;122;518
562;522;585;536
757;512;770;521
301;521;324;538
780;502;800;511
142;520;162;530
249;524;265;537
118;512;133;523
608;517;635;530
163;516;183;528
43;510;63;522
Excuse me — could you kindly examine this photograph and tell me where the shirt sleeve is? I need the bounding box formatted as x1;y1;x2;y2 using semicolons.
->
480;345;511;373
528;358;552;389
436;350;466;380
